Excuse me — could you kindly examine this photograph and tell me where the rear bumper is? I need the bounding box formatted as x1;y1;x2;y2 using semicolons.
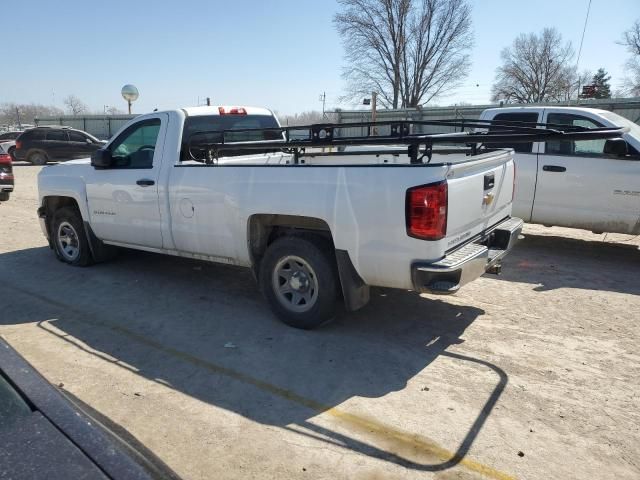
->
411;217;523;294
12;149;26;161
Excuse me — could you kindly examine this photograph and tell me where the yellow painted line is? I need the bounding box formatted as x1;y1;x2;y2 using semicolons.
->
10;287;516;480
324;408;516;480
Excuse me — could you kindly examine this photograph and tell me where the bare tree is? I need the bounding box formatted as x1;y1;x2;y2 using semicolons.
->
621;20;640;56
619;20;640;96
0;102;64;126
334;0;473;109
104;106;124;115
63;95;88;115
491;28;578;103
276;110;336;126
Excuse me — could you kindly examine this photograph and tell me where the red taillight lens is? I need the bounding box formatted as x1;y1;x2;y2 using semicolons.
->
406;181;447;240
218;107;247;115
15;140;22;150
0;153;11;165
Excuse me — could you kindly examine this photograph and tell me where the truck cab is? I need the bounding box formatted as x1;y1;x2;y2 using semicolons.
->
480;106;640;234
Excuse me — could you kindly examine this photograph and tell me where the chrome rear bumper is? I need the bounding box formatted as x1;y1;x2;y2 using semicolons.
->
411;217;523;294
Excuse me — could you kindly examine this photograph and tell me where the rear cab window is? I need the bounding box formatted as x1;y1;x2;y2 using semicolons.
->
181;114;281;162
485;112;540;153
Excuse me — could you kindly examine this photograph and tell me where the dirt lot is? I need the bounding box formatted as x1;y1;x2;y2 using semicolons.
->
1;164;639;480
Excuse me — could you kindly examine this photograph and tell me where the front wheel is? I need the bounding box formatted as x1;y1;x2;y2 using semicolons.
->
259;236;338;329
51;207;93;266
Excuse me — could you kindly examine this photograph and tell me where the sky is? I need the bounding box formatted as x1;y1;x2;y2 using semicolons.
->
2;0;638;115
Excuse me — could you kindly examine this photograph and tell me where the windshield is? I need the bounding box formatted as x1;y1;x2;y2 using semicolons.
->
599;111;640;141
84;132;101;143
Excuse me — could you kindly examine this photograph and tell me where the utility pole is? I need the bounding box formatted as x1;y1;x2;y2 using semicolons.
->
371;91;377;135
319;92;326;119
371;91;377;123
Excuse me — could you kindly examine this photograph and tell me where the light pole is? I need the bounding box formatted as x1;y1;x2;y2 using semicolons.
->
121;85;139;114
319;92;326;119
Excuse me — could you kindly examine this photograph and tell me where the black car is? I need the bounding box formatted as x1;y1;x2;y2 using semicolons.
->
0;339;180;479
13;126;106;165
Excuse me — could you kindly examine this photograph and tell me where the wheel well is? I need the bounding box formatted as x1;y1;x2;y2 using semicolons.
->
248;214;370;312
42;196;81;236
27;149;48;158
248;214;333;269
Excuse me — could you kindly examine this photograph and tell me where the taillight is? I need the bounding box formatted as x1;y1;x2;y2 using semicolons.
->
218;107;247;115
406;181;447;240
0;153;11;165
15;140;22;150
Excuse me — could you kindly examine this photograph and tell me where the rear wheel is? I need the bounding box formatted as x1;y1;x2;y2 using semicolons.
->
0;192;9;202
28;151;48;165
259;236;338;329
7;146;15;162
51;207;92;266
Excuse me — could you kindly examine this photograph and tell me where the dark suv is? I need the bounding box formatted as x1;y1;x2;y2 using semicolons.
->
13;127;105;165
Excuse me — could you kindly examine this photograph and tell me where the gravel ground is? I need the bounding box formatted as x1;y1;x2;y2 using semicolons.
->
1;164;639;480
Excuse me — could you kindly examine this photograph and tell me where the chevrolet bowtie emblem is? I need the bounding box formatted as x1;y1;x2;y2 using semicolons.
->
483;192;494;206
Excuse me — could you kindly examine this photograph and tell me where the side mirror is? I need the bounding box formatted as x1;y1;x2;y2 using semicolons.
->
603;138;628;157
91;149;112;168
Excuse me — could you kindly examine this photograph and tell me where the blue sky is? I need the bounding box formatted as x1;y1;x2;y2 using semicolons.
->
2;0;638;114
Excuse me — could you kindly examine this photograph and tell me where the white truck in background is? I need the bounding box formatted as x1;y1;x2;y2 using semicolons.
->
35;106;621;328
480;106;640;235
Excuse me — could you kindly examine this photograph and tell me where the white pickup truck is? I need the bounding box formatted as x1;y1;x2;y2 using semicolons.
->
36;106;619;328
480;106;640;235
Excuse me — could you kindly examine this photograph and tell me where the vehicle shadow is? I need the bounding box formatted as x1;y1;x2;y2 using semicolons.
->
1;246;506;473
498;233;640;295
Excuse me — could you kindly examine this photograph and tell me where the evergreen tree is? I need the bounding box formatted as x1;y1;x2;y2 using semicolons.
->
591;68;612;99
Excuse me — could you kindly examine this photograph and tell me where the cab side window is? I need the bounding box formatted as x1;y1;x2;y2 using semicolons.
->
109;119;161;169
545;113;605;156
486;112;539;153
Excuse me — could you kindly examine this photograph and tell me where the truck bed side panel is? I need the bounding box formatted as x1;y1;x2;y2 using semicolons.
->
168;151;514;290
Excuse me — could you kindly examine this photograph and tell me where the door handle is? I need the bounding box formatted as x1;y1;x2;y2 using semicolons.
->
542;165;566;173
136;179;155;186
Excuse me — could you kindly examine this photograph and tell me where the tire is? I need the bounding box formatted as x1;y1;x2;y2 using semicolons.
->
259;236;338;329
7;147;15;162
51;206;93;266
0;192;9;202
28;150;48;165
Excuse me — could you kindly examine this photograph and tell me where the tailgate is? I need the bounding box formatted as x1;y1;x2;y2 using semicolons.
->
444;149;514;249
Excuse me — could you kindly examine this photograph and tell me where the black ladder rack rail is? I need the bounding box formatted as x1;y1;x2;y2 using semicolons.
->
186;118;627;164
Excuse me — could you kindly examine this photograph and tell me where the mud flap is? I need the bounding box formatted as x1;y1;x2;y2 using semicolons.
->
335;249;370;311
